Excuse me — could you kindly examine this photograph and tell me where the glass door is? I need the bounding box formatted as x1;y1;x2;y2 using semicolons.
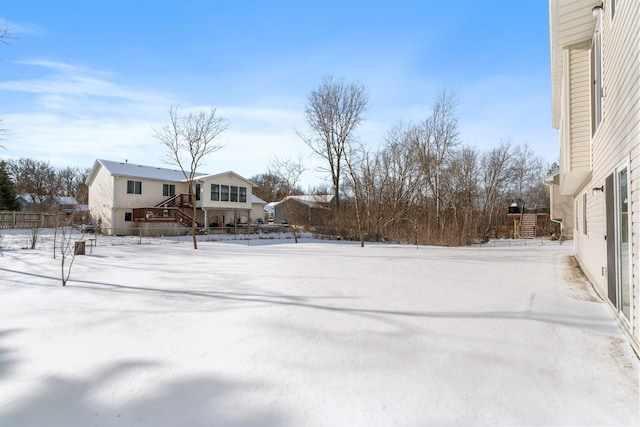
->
617;167;631;321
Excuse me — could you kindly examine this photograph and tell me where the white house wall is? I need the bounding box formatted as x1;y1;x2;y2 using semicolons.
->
568;43;591;172
199;174;253;211
88;163;116;234
567;0;640;351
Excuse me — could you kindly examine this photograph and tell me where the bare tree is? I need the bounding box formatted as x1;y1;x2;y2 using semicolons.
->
249;172;293;202
57;216;83;286
7;158;61;210
153;105;228;249
74;167;92;205
414;89;460;239
297;75;368;212
479;141;515;239
268;155;306;242
0;23;16;45
343;142;368;247
0;23;17;148
268;155;305;196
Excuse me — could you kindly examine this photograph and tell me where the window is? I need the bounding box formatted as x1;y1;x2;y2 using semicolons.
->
127;180;142;194
583;193;588;235
210;183;248;203
163;184;175;197
220;185;229;201
195;184;201;201
590;8;603;135
211;184;220;201
124;212;132;222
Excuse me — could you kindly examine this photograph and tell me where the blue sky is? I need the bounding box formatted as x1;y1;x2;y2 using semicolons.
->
0;1;557;188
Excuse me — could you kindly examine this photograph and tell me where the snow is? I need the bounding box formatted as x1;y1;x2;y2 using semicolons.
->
1;229;638;426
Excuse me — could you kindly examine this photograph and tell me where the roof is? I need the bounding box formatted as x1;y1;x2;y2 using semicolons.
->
251;194;267;205
17;194;44;204
17;194;79;205
89;159;204;183
271;194;334;209
55;196;79;205
196;170;256;186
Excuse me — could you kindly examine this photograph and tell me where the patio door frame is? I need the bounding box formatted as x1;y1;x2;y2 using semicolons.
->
605;161;632;324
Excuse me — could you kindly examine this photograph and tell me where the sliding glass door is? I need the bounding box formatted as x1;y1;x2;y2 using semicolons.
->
606;166;631;322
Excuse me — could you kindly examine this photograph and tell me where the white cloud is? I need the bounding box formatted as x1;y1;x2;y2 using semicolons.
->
0;59;329;189
0;60;170;107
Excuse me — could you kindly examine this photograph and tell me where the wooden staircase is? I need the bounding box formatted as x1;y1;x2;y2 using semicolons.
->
133;193;202;228
520;213;537;239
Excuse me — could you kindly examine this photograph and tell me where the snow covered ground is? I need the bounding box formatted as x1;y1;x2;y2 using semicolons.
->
0;229;638;426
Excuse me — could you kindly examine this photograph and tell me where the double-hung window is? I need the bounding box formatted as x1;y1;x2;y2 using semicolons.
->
163;184;175;197
220;185;229;202
239;187;247;203
127;180;142;194
211;184;220;201
230;186;238;202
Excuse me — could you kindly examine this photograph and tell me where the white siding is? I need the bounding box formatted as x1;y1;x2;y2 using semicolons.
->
568;43;591;172
88;163;116;234
199;173;253;210
571;0;640;350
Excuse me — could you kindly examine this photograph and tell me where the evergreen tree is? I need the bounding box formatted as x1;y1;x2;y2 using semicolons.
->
0;161;19;211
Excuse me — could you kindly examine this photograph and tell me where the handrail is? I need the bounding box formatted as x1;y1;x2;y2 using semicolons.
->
155;193;192;208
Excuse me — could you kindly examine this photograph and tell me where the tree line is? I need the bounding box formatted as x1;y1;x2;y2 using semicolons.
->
254;77;556;247
1;67;555;247
0;158;90;211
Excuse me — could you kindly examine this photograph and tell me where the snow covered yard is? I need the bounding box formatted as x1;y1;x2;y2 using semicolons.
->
0;233;638;426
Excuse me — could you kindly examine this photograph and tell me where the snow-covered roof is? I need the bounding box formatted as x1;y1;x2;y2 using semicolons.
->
55;196;79;205
17;195;79;205
264;203;276;213
287;195;334;203
93;159;204;183
271;195;334;209
252;194;267;205
17;194;44;204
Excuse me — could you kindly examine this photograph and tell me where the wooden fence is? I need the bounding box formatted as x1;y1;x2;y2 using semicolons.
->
0;211;57;230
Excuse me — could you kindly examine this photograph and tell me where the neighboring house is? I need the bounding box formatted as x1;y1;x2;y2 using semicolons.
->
271;195;334;226
549;0;640;353
16;194;80;213
543;173;574;239
86;159;255;235
251;194;267;224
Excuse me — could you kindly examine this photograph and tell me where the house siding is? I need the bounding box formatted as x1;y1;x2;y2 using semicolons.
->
562;0;640;352
88;163;116;234
568;43;591;172
199;174;253;211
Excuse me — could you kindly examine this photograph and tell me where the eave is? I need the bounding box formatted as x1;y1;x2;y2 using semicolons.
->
550;0;602;128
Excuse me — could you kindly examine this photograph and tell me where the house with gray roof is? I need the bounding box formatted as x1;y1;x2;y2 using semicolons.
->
86;159;257;235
